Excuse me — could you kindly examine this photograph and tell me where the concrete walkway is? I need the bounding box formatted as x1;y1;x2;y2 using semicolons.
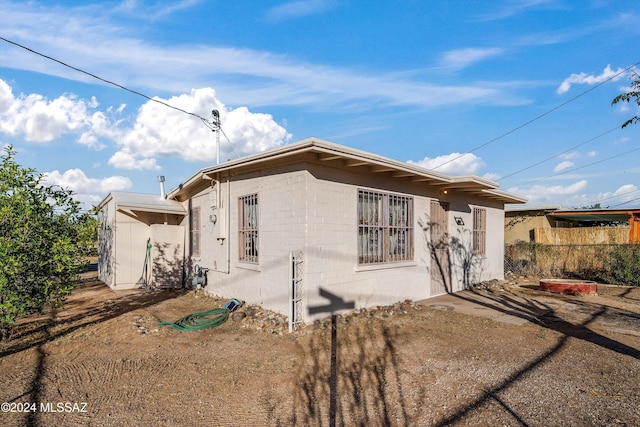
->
419;289;553;326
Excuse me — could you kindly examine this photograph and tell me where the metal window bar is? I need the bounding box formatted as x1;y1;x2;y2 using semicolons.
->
239;194;258;263
289;250;304;333
358;190;413;264
473;208;486;256
190;207;200;256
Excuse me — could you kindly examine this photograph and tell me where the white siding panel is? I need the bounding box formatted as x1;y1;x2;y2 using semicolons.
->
113;211;150;289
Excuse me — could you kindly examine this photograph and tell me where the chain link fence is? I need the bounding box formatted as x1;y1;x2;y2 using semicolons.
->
504;243;640;286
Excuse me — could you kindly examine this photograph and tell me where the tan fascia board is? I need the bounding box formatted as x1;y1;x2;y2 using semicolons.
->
167;141;323;200
166;137;516;202
167;137;454;199
96;192;113;211
311;143;455;184
116;203;186;216
481;189;528;204
444;175;499;190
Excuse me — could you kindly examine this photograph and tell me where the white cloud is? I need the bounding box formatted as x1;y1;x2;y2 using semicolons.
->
44;168;131;194
0;79;291;170
482;172;501;181
266;0;336;21
407;152;485;176
107;151;160;171
0;79;13;114
587;150;597;157
559;151;578;160
557;64;625;94
440;48;504;70
510;183;640;208
606;184;640;207
0;2;531;110
43;168;132;207
477;0;556;21
0;79;115;148
570;184;640;208
553;161;574;172
109;87;291;170
506;180;588;205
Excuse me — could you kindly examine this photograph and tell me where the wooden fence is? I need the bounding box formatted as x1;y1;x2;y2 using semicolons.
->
533;226;628;245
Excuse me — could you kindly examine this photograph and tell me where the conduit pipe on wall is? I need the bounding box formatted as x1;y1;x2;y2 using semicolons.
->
226;173;231;274
208;172;231;275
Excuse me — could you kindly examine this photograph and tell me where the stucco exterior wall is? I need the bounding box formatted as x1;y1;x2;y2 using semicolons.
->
504;213;551;244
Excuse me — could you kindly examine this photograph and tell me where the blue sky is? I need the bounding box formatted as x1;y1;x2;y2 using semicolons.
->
1;0;639;210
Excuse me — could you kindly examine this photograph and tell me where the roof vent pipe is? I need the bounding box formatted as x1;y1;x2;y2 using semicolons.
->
158;175;166;199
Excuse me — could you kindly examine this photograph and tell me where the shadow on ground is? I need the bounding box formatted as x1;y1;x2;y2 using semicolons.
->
266;319;429;426
431;285;640;426
0;281;186;358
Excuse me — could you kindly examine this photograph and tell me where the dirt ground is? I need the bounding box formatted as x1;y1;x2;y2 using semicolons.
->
1;271;639;427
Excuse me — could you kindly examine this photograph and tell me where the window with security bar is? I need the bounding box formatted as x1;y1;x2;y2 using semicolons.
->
358;190;414;264
239;194;258;263
473;207;486;256
190;207;200;256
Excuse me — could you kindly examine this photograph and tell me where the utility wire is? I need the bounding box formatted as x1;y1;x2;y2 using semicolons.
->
431;60;640;171
610;196;640;208
523;144;640;185
573;188;640;208
497;126;619;182
0;36;212;124
2;36;636;174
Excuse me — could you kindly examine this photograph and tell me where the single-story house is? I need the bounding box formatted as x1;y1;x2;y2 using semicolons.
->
98;138;526;325
505;204;640;244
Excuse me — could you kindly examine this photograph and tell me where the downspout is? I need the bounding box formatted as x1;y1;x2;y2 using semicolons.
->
226;173;231;273
186;198;193;286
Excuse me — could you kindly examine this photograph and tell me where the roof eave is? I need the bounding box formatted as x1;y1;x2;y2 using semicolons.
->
166;138;525;204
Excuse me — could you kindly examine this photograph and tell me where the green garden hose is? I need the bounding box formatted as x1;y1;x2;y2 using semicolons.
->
159;307;230;331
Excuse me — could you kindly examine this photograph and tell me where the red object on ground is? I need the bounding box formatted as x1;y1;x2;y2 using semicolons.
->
539;279;598;295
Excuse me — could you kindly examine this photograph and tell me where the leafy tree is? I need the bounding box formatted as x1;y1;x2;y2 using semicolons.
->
612;71;640;128
579;203;602;209
0;146;89;339
77;213;100;256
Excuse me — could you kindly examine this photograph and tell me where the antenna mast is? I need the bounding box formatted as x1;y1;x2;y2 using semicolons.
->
211;109;221;165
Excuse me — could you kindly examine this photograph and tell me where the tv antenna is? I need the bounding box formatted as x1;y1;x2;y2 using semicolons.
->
201;109;222;164
200;109;239;165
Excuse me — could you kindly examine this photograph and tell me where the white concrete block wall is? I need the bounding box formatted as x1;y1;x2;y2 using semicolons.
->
197;168;309;316
303;169;433;321
189;161;509;324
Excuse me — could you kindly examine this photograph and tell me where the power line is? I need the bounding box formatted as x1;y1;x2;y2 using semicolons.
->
610;196;640;208
0;36;212;124
575;188;640;208
523;144;640;185
497;126;619;182
431;60;640;171
0;36;245;162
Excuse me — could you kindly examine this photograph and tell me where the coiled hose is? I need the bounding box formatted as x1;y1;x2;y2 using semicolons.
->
159;307;230;331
